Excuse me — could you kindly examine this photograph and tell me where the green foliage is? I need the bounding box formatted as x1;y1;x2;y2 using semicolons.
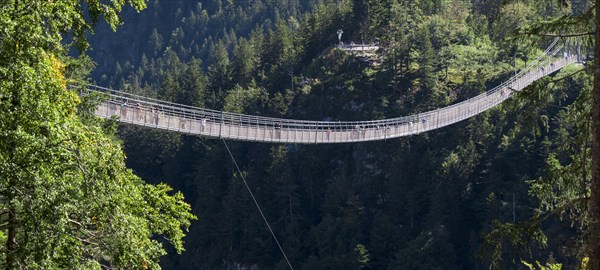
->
76;0;594;269
492;2;535;42
223;83;268;114
390;225;459;270
207;41;232;107
580;257;589;270
447;37;503;85
354;243;370;268
522;260;563;270
484;64;592;268
415;26;438;105
484;220;549;269
0;0;196;268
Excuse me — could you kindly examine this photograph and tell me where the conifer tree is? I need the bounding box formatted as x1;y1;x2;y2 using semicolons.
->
418;27;436;102
590;2;600;268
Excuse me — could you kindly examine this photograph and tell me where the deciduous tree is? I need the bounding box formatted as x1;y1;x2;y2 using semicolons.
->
0;0;195;268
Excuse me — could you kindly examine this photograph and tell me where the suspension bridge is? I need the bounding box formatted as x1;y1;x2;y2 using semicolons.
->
83;38;581;144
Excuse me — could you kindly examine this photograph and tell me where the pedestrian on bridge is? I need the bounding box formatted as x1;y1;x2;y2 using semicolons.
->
122;101;128;119
275;123;281;139
153;107;160;125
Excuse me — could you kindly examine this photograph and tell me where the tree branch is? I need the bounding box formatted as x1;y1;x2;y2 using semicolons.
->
74;236;99;247
549;65;591;84
530;32;595;38
529;196;589;227
69;219;84;228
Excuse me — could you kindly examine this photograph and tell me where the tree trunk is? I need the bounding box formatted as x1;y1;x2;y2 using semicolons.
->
6;209;16;270
589;2;600;268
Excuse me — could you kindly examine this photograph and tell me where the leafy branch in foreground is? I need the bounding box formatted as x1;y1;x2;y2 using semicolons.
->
484;68;592;268
0;0;196;268
519;4;595;45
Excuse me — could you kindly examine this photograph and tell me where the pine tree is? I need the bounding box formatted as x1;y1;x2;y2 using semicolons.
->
207;41;232;108
590;3;600;268
417;27;436;102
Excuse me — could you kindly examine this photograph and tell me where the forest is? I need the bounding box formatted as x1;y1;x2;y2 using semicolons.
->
0;0;597;269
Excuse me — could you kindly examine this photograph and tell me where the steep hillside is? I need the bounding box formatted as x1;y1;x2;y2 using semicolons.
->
87;0;590;269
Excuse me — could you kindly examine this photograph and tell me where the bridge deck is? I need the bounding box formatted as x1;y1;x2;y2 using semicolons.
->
88;40;578;144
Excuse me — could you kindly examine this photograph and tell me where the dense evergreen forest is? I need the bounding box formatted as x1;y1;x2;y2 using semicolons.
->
82;0;595;269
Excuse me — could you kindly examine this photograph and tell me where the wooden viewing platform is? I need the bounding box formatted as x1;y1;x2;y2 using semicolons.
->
336;44;380;52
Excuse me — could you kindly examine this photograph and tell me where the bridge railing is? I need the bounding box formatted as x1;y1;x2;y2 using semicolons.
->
336;44;380;51
83;38;579;143
423;38;565;127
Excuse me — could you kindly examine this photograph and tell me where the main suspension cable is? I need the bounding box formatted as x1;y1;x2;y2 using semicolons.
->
221;139;294;270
